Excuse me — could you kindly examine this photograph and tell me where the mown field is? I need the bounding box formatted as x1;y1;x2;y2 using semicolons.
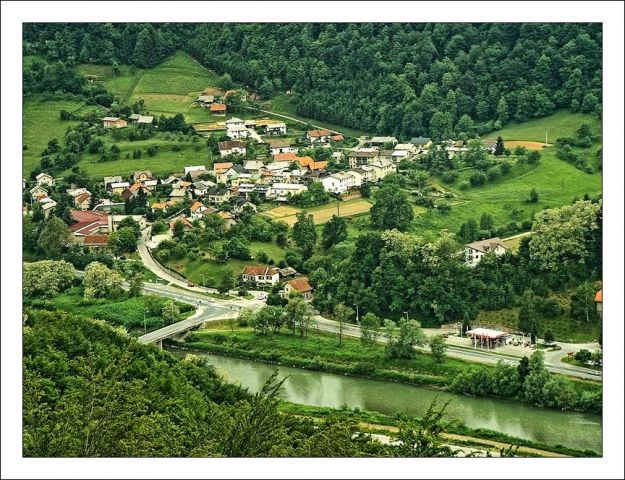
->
486;110;602;144
262;198;373;226
22;96;83;175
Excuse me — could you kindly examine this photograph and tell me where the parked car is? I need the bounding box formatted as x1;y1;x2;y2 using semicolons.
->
187;282;195;287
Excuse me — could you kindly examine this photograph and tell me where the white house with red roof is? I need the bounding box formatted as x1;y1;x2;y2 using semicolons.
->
241;266;280;285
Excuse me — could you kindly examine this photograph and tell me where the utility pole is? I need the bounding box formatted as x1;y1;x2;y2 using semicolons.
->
404;311;409;322
354;304;359;325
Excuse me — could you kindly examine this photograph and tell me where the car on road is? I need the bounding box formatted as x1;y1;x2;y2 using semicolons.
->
187;282;195;287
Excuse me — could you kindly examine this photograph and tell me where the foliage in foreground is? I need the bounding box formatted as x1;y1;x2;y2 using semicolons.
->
23;309;466;457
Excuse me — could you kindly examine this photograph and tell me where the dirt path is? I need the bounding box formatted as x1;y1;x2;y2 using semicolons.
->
358;422;568;457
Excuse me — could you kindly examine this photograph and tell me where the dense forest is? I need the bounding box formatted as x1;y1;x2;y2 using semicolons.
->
23;23;602;138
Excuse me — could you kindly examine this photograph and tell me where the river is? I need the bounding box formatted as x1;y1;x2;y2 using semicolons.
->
174;350;602;453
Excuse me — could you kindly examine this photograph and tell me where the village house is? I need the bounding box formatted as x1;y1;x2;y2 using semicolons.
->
102;117;127;128
210;103;227;115
307;129;332;144
410;137;432;149
348;149;379;168
391;149;410;162
273;152;298;163
82;234;110;250
161;175;178;185
226;124;249;140
241;266;280;285
293;155;328;171
395;143;418;155
226;117;245;128
232;197;257;214
217;210;237;229
368;158;396;181
92;198;125;213
242;160;265;174
67;187;88;198
267;183;308;202
103;175;123;188
169;187;190;204
321;171;357;194
595;289;603;319
39;197;57;218
265;122;287;135
278;267;298;279
282;277;314;301
29;185;48;201
108;181;130;195
150;201;170;214
136;115;154;125
169;215;195;232
268;139;297;155
190;201;209;219
378;150;394;162
218;140;247;157
36;172;55;187
143;178;158;191
109;214;147;234
332;151;344;163
74;191;92;210
465;237;508;266
207;186;232;205
192;180;216;197
330;134;344;142
184;165;206;176
244;119;256;129
68;210;110;241
212;162;233;182
370;136;398;147
133;170;155;182
195;94;215;107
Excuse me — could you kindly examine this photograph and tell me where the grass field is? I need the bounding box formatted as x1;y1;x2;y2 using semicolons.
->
262;198;373;226
63;133;217;177
165;240;289;287
411;147;601;237
486;110;601;143
474;306;601;343
22;96;84;175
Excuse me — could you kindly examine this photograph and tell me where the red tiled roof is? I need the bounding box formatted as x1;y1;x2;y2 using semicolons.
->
595;289;602;303
190;201;204;212
287;277;313;293
129;182;142;193
83;234;110;246
311;161;328;170
308;129;331;137
213;162;233;170
211;103;226;112
242;266;279;276
331;134;344;141
294;156;314;167
69;211;108;235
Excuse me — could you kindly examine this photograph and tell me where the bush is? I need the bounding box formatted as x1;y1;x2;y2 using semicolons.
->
458;181;470;190
441;171;459;184
499;162;512;175
469;172;486;187
486;167;500;181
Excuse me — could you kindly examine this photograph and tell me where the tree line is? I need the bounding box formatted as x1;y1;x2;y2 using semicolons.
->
24;23;602;139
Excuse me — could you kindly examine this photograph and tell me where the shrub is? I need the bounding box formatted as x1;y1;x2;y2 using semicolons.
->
441;171;459;184
499;162;512;175
458;181;470;190
469;172;486;187
486;167;500;181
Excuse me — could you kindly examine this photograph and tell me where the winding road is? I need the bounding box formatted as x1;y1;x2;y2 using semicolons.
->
128;244;602;380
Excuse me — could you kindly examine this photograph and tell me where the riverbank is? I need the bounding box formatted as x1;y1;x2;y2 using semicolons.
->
169;326;602;414
279;403;598;457
167;348;602;454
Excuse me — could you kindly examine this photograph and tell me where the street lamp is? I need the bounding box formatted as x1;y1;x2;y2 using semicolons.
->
199;273;205;288
353;303;359;325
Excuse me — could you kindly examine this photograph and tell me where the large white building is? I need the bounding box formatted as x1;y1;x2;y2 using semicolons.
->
226;124;249;139
267;183;307;201
465;237;508;266
321;171;358;194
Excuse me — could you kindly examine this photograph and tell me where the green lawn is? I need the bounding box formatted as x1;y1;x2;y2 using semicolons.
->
63;133;217;177
487;110;601;143
165;240;289;287
410;148;602;236
22;96;84;175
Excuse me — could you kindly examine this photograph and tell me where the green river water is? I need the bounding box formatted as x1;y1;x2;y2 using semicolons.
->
174;350;602;453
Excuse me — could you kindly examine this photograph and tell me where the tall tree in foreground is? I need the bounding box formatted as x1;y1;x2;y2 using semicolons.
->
37;216;70;258
333;303;354;346
392;399;457;457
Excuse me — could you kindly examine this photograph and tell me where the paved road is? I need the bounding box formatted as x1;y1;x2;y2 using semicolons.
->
311;316;602;381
